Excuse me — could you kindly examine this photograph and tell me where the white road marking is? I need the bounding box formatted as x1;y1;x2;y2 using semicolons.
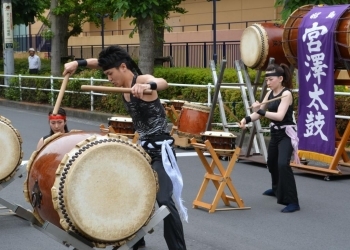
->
176;152;209;157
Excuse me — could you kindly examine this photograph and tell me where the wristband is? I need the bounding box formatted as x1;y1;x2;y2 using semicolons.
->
77;59;87;67
149;82;157;90
245;116;252;123
257;109;266;116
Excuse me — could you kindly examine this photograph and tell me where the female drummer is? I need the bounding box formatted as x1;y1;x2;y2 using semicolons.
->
239;63;300;213
36;107;69;150
63;45;187;250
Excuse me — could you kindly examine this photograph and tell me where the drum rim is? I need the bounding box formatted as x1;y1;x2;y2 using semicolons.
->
52;133;157;245
108;117;133;122
182;102;210;111
201;131;237;138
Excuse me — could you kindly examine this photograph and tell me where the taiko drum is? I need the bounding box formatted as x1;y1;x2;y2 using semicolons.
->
23;131;158;248
240;22;290;70
282;4;350;69
0;116;23;183
177;103;210;139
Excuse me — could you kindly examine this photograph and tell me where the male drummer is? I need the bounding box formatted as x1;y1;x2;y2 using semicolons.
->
63;45;187;250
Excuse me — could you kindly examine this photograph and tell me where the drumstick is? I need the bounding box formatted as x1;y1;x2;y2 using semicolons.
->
248;95;286;109
222;103;241;124
81;85;153;95
53;74;70;115
222;103;250;132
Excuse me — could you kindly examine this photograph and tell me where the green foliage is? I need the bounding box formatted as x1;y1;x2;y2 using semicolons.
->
11;0;50;25
0;58;52;75
275;0;350;22
110;0;186;37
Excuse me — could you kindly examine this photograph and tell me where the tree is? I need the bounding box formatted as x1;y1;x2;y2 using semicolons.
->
111;0;186;74
0;0;49;55
48;0;112;75
275;0;349;22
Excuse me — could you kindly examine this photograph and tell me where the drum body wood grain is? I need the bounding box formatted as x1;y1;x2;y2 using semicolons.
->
24;131;157;248
240;23;290;70
177;103;210;139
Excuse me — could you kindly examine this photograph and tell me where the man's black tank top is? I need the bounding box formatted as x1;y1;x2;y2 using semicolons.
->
122;75;168;140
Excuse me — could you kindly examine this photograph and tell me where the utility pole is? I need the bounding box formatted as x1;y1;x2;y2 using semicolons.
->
2;0;14;85
207;0;220;65
97;13;109;50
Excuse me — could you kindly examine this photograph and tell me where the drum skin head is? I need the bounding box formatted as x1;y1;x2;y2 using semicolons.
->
52;134;157;244
201;131;237;138
0;116;23;182
240;23;268;69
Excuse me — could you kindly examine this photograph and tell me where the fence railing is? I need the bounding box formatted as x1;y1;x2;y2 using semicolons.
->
68;41;241;68
13;37;241;68
80;20;273;36
1;74;350;115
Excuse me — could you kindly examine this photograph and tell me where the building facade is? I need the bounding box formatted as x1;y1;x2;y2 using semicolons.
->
29;0;280;46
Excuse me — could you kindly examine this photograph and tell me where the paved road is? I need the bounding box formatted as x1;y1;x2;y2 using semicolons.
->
1;104;350;250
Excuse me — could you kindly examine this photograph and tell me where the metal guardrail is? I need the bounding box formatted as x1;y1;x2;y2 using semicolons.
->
1;74;350;114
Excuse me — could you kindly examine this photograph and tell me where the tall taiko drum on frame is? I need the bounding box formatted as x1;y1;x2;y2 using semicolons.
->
23;131;158;248
240;22;290;70
282;4;350;69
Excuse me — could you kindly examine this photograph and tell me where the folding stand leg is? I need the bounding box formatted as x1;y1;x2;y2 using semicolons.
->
0;194;169;250
190;138;251;213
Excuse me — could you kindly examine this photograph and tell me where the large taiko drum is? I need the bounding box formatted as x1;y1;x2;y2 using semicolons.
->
0;116;23;183
108;117;135;134
177;103;210;139
23;131;158;248
282;4;350;69
240;23;290;70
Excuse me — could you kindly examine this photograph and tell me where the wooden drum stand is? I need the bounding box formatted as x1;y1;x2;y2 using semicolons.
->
190;136;251;213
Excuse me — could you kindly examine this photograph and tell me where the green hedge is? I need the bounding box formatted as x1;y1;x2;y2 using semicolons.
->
1;59;350;134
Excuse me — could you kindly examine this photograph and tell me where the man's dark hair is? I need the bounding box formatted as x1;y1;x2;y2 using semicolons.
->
98;45;142;75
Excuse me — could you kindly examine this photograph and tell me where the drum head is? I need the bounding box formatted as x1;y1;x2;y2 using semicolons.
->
182;102;210;112
52;134;157;243
240;23;268;69
201;131;237;138
0;116;22;182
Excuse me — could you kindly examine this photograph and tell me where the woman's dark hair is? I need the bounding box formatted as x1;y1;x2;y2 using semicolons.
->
265;63;293;89
98;45;142;75
48;107;69;135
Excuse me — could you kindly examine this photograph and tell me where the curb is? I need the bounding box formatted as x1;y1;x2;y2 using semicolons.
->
0;98;115;123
